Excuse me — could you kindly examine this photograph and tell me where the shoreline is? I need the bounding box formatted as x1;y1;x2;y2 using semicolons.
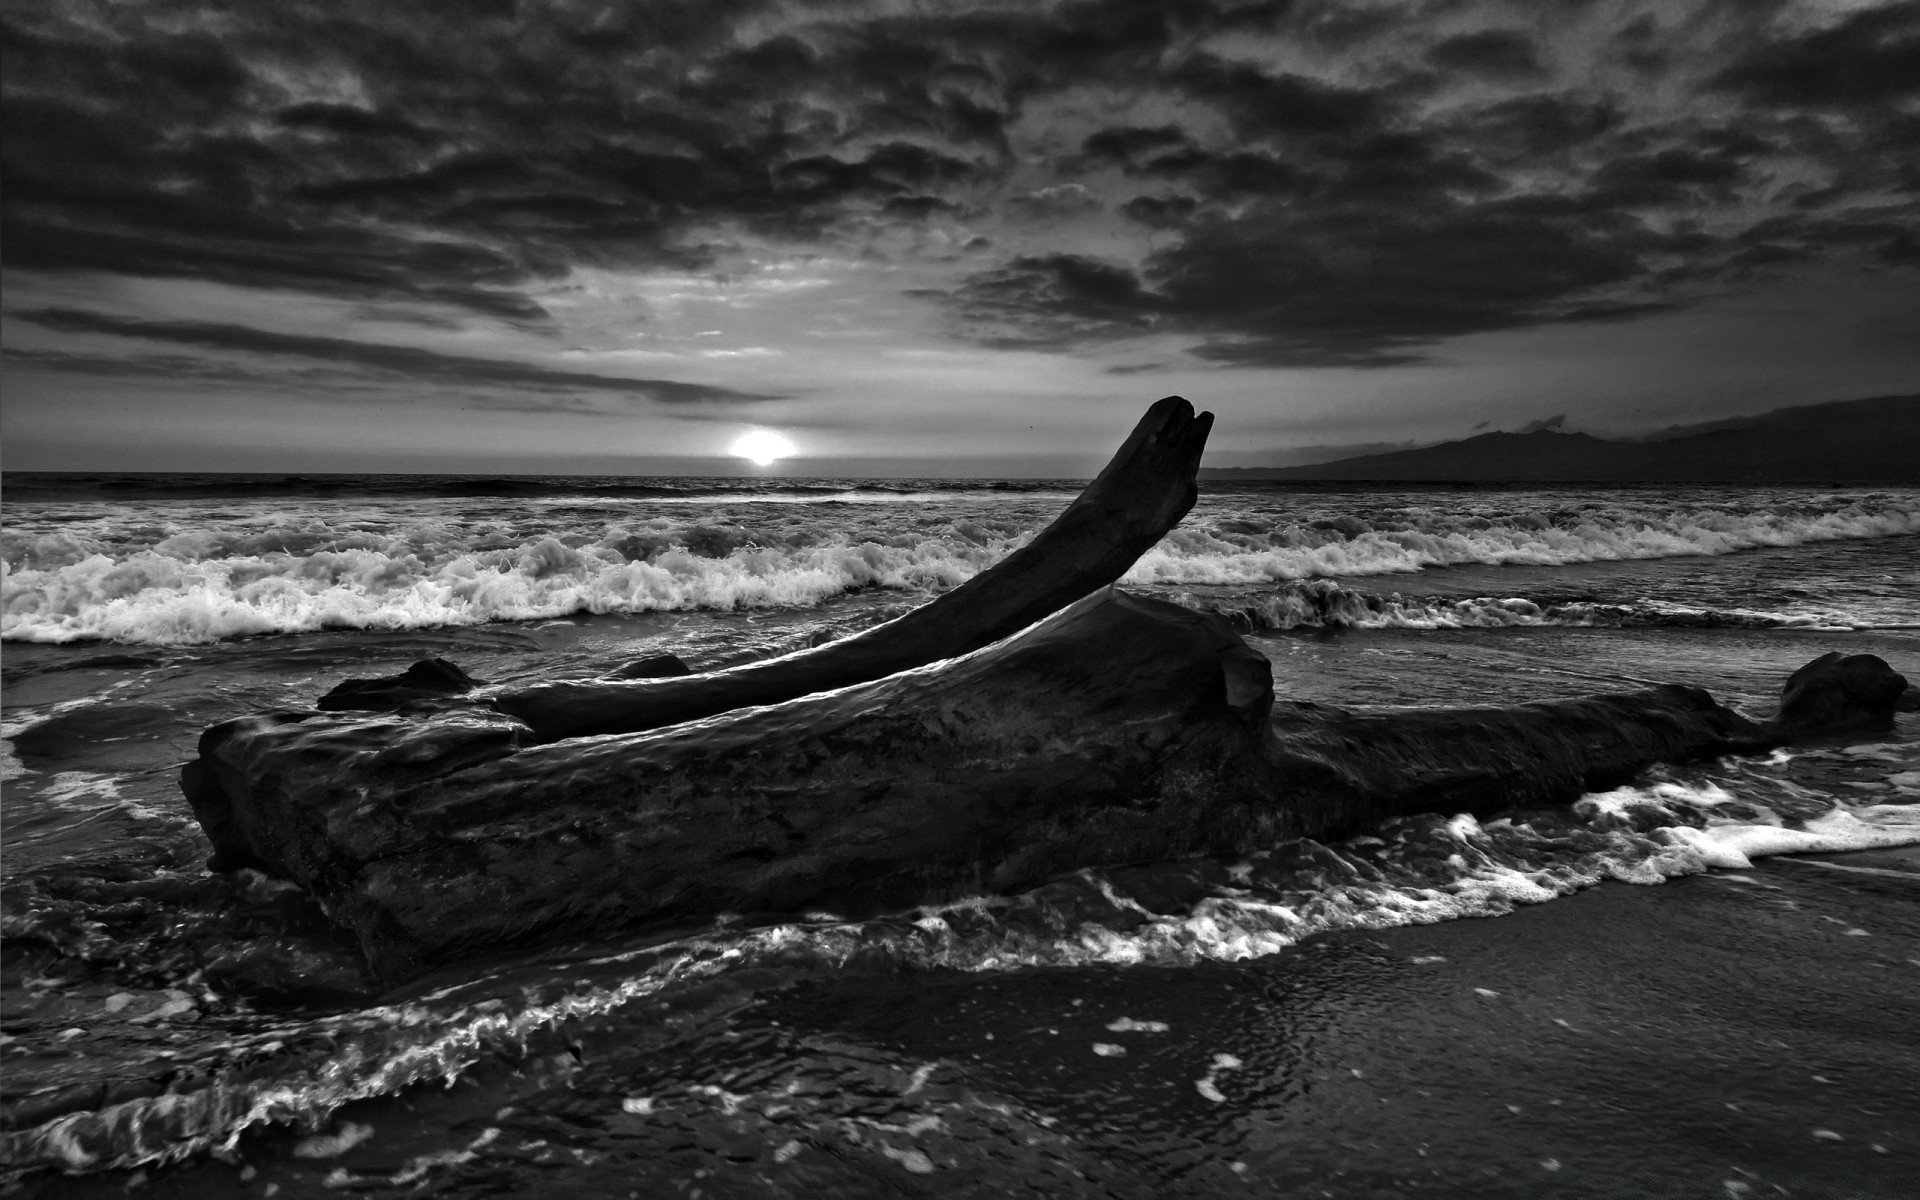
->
23;844;1918;1199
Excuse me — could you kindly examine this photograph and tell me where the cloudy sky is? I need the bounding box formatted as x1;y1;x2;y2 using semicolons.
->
3;0;1916;473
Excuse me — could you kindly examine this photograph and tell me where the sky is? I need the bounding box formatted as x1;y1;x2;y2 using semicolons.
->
2;0;1917;474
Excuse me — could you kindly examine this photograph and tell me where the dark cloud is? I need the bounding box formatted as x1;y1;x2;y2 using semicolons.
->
1118;193;1202;229
938;182;1680;367
0;346;370;388
1151;200;1672;366
1587;146;1749;208
0;0;1008;318
3;0;1916;375
10;309;783;404
1425;30;1545;79
1712;4;1920;107
1166;53;1389;140
1006;184;1103;220
1459;94;1623;161
1515;414;1567;433
936;254;1156;348
1078;125;1188;165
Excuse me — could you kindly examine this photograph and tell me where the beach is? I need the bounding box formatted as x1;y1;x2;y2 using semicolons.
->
18;843;1919;1198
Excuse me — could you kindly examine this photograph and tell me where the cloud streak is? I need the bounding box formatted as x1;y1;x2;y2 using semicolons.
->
10;309;784;404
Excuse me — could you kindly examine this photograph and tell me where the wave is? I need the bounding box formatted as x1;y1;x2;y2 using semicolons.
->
0;534;1008;645
1191;579;1891;632
4;495;1916;644
1126;500;1920;584
6;773;1914;1177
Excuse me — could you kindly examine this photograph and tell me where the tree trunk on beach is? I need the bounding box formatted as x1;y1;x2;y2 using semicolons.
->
180;586;1783;983
186;590;1277;983
1257;690;1777;832
176;395;1822;985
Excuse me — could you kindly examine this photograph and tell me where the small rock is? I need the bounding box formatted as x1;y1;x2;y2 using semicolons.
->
318;659;479;713
1773;653;1907;736
604;654;694;680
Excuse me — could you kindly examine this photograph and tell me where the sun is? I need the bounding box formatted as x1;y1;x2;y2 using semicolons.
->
729;429;797;467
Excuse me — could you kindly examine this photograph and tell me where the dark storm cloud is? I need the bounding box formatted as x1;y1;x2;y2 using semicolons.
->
1424;30;1545;79
1711;3;1920;107
4;0;1917;371
926;3;1920;365
948;192;1672;366
1456;94;1624;162
11;308;782;403
1;0;1007;318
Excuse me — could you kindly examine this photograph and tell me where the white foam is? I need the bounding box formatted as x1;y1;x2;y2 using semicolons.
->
1204;579;1868;633
5;492;1916;644
1662;809;1920;869
1104;1018;1169;1033
35;771;124;809
291;1121;375;1159
1125;501;1920;588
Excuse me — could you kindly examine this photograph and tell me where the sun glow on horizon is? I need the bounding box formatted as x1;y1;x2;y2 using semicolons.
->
729;429;797;467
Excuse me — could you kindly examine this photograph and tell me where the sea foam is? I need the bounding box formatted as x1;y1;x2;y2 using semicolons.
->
4;491;1916;644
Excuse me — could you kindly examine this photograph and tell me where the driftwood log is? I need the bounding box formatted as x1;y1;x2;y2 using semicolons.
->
486;394;1214;741
181;587;1779;983
179;396;1871;984
188;591;1273;981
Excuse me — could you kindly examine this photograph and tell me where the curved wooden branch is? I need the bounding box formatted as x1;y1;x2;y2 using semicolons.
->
485;395;1213;741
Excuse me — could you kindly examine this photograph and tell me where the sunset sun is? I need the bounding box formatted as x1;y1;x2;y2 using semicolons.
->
729;429;796;467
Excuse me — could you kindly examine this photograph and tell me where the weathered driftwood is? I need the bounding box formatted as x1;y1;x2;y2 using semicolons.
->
178;395;1872;986
186;590;1276;982
181;591;1797;982
485;394;1214;741
1257;689;1776;833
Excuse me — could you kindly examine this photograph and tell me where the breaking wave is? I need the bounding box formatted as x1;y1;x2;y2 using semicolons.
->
1130;499;1920;584
1190;579;1894;633
4;492;1916;644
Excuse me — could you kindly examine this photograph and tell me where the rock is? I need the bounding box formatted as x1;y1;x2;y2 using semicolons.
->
316;657;480;712
1771;652;1908;736
485;395;1215;742
603;653;694;680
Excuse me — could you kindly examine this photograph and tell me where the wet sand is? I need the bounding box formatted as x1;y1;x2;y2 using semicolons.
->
26;845;1917;1199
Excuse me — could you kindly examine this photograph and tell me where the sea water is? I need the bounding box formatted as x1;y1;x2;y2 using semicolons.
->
2;476;1917;1193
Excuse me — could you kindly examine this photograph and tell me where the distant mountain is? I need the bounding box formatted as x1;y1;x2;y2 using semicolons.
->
1202;394;1920;483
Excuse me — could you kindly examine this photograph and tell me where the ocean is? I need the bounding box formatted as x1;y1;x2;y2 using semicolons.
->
3;474;1918;1196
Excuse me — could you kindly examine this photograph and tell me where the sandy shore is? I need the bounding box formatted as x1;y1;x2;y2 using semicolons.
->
25;843;1915;1199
